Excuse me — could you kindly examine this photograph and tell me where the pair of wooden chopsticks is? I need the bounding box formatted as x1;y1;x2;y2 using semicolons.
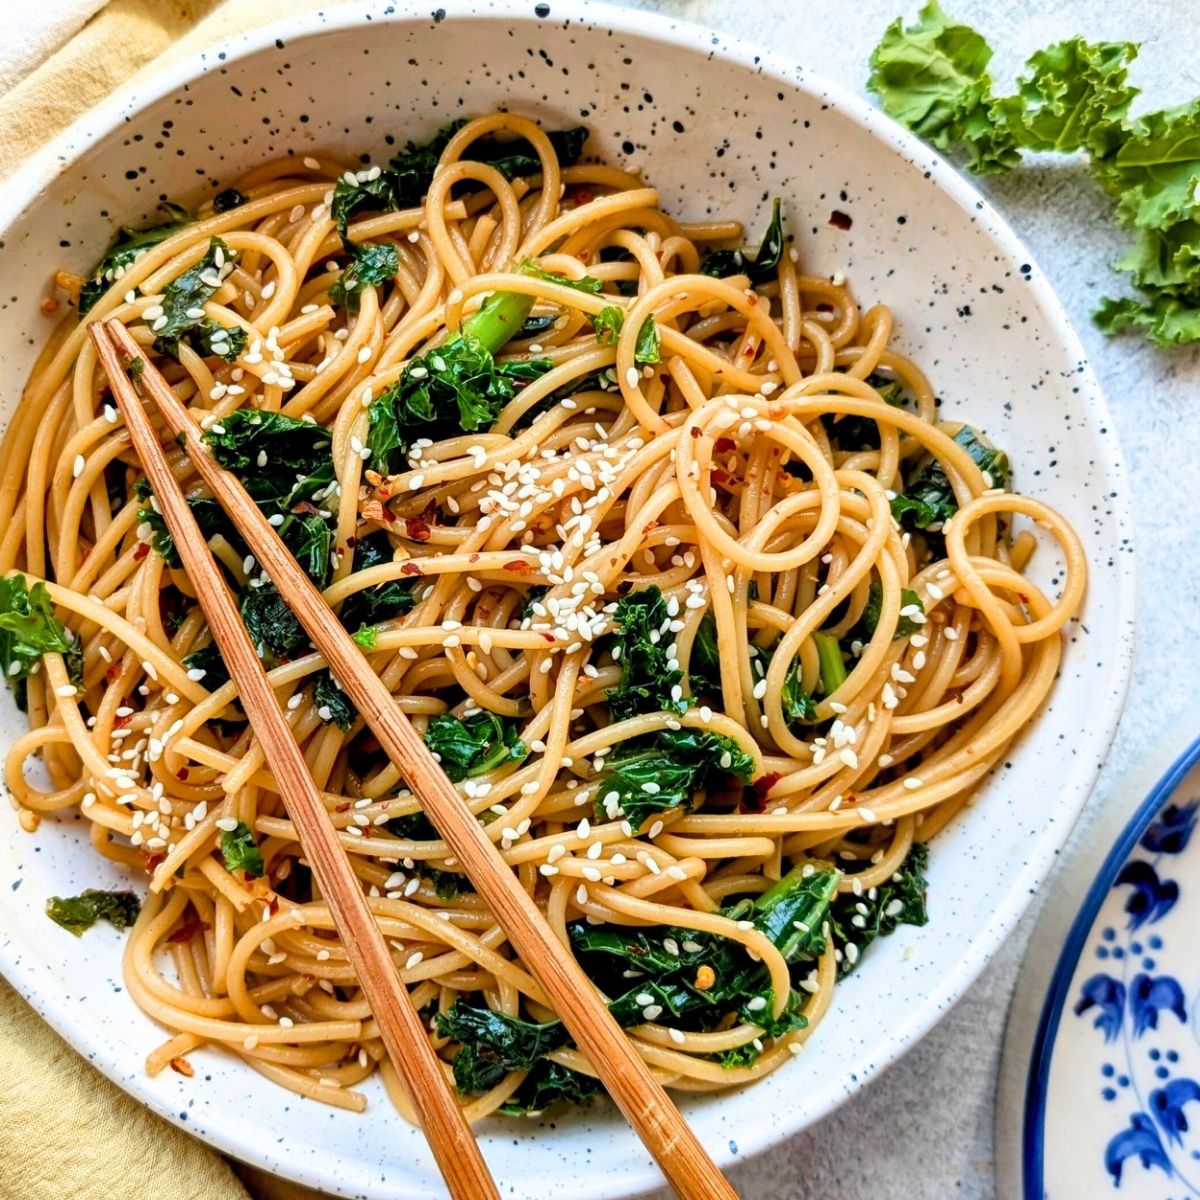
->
90;319;738;1200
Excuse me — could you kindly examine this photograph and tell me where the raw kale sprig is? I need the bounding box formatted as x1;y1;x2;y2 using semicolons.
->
869;4;1200;344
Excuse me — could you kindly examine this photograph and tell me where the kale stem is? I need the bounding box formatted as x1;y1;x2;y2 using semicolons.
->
461;289;535;355
814;631;848;695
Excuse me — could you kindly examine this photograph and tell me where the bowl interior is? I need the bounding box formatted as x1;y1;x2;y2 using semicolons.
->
0;4;1132;1197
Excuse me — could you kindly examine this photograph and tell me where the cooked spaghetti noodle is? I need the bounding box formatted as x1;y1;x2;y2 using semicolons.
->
0;113;1085;1120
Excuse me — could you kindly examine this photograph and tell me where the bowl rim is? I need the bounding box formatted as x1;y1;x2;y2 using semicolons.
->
0;1;1136;1195
1019;733;1200;1198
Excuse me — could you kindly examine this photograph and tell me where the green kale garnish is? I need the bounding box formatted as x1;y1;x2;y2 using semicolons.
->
0;575;83;707
366;290;551;472
606;586;687;720
181;641;229;690
212;188;249;213
424;711;528;782
203;409;336;531
826;842;930;976
889;425;1009;534
329;238;400;313
240;584;307;666
595;727;754;831
781;659;819;724
46;889;141;936
338;531;418;631
587;304;660;363
313;671;355;731
351;625;378;650
859;583;926;640
497;1060;600;1116
219;820;264;878
687;611;723;701
330;122;587;238
823;372;907;451
78;202;191;314
519;261;603;296
151;237;239;362
436;1003;572;1094
700;198;785;285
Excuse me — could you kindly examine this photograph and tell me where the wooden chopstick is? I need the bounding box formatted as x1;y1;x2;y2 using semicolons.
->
99;318;739;1200
88;323;500;1200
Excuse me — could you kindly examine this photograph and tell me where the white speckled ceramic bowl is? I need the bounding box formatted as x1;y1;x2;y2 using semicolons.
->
0;3;1133;1197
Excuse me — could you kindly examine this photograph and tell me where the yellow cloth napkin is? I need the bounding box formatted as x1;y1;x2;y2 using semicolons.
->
0;8;370;1198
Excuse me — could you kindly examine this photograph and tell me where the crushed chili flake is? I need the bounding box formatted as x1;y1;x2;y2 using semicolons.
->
105;662;123;684
502;559;531;575
168;915;211;944
133;542;150;561
714;437;737;454
169;1057;195;1077
399;561;422;576
741;771;782;813
829;210;853;230
403;518;431;543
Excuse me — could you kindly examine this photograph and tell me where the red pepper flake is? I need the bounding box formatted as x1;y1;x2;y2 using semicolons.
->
573;187;593;205
169;1057;195;1078
290;500;321;516
105;662;123;684
419;498;438;524
178;767;189;781
133;542;150;561
142;852;166;874
714;437;736;454
469;553;480;563
345;535;359;549
689;426;701;439
503;559;531;575
540;632;556;643
742;771;782;813
335;802;351;812
403;518;431;543
113;712;131;728
400;561;422;576
168;915;211;944
829;210;853;230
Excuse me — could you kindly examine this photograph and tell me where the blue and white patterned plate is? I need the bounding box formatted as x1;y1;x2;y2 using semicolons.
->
999;734;1200;1199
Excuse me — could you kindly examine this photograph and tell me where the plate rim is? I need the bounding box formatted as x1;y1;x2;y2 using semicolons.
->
1019;733;1200;1199
0;1;1137;1196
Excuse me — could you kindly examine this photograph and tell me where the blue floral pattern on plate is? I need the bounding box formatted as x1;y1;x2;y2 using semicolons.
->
1025;747;1200;1199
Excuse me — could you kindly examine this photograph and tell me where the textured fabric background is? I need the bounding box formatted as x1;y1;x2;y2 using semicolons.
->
1;2;1197;1198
